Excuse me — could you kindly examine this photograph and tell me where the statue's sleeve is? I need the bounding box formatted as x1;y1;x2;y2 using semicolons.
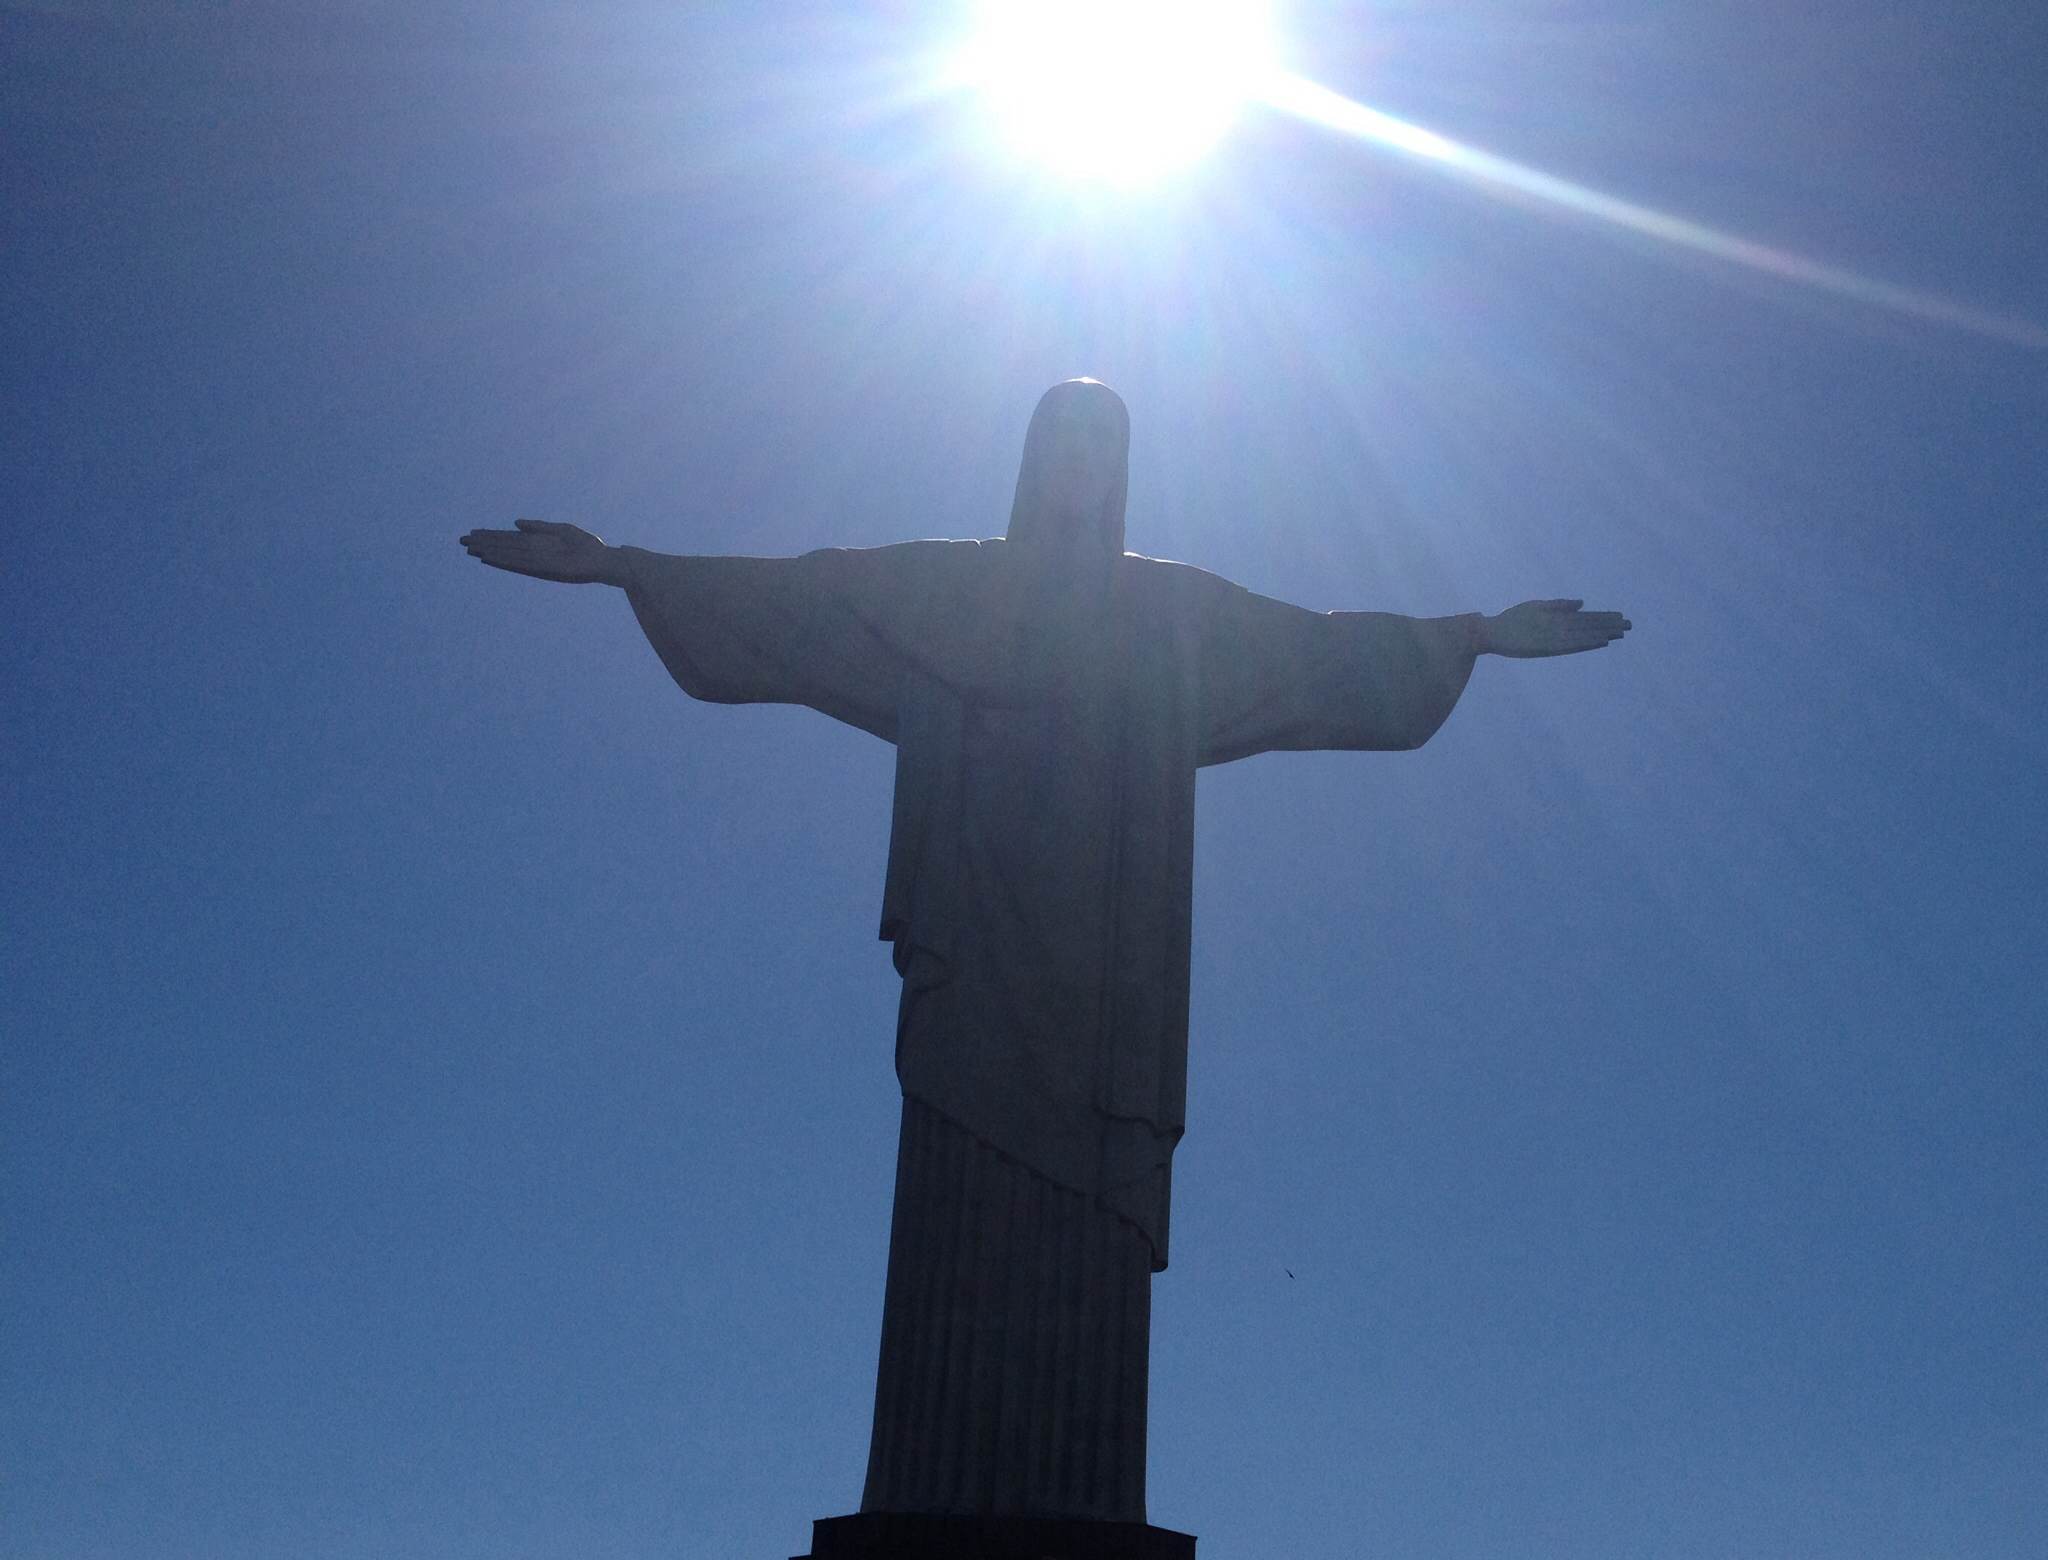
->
1195;577;1482;766
618;541;955;744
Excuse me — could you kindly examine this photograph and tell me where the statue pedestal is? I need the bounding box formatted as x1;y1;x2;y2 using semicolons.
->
792;1511;1196;1560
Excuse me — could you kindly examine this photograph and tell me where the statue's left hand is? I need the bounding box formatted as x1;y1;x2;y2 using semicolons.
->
1484;599;1631;657
459;518;622;585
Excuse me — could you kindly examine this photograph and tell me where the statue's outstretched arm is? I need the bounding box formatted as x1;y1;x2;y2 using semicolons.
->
1192;575;1633;765
1480;598;1631;658
463;520;928;743
459;518;630;587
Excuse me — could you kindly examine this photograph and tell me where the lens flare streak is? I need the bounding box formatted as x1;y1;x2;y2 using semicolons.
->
1264;72;2048;350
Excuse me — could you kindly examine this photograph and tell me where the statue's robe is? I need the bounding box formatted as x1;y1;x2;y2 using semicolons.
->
620;538;1477;1522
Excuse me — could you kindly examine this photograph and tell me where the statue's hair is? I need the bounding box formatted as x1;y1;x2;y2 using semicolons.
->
1005;378;1129;555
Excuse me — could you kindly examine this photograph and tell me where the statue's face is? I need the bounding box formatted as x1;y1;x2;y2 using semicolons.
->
1038;387;1127;522
1008;377;1130;556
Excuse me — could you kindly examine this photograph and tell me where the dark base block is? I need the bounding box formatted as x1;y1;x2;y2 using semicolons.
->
793;1511;1196;1560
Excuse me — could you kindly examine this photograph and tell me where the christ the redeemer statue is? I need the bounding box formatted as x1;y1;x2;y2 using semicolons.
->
460;379;1629;1544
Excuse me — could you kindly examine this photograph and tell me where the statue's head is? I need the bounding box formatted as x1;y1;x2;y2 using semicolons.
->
1006;378;1129;558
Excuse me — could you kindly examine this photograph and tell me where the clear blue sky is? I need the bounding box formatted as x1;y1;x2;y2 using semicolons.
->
6;4;2044;1557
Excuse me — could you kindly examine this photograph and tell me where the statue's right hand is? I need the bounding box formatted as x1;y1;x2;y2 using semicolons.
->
458;518;619;585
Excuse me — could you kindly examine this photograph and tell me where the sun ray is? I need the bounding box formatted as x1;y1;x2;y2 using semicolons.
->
1262;72;2048;350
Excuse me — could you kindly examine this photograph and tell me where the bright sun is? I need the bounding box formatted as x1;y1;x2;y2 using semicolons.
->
955;0;1278;184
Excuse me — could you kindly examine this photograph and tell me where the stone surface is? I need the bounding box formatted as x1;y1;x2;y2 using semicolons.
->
794;1510;1196;1560
458;379;1631;1532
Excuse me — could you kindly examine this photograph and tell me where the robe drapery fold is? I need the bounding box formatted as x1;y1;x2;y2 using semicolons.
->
860;1098;1154;1519
622;539;1477;1270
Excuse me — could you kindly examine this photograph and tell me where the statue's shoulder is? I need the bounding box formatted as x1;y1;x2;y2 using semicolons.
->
1117;551;1240;611
800;536;986;565
793;536;991;591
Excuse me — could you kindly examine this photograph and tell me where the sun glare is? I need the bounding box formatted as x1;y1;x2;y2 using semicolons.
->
1260;71;2048;349
955;0;1277;184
